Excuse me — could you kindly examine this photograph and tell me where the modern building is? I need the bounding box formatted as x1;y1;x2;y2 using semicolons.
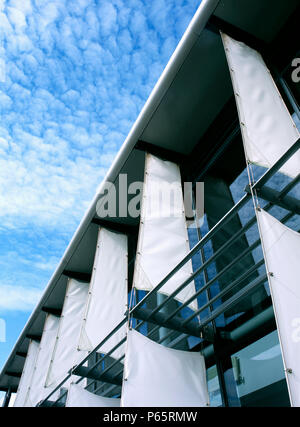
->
1;0;299;407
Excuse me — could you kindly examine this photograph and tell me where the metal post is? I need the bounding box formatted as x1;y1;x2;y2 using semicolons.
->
157;293;171;345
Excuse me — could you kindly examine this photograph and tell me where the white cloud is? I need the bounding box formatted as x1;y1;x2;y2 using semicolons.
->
33;256;60;271
0;0;200;318
97;2;117;37
6;6;26;31
0;91;12;109
0;284;42;312
9;0;32;15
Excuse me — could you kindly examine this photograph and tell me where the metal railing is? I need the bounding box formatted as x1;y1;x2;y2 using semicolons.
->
39;139;300;406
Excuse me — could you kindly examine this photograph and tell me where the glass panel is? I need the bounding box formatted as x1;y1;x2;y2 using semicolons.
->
230;331;290;407
187;223;210;320
207;365;222;407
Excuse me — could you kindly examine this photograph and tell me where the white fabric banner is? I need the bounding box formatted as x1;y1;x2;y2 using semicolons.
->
221;33;300;178
66;383;120;407
45;278;89;388
256;209;300;407
14;340;40;407
121;329;209;407
78;228;128;359
133;153;197;310
23;314;60;407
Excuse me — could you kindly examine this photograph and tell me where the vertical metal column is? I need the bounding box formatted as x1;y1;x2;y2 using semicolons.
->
196;220;229;407
278;76;300;122
2;387;11;407
157;293;171;345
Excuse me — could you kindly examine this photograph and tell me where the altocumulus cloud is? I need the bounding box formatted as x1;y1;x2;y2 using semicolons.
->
0;284;42;312
0;0;199;313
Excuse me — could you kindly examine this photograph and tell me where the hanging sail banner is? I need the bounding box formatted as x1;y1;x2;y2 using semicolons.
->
45;278;89;388
121;329;209;407
14;340;39;407
78;227;128;359
221;32;300;178
23;314;60;407
66;383;120;407
133;153;197;311
256;209;300;407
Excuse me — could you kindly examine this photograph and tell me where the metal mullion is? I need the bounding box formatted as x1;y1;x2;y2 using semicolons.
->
277;49;300;78
196;222;228;407
157;237;262;326
80;354;125;388
134;233;260;342
278;174;300;199
189;208;229;407
145;213;257;322
193;197;215;320
199;275;268;329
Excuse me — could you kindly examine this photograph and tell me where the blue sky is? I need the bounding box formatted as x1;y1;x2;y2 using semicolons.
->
0;0;200;398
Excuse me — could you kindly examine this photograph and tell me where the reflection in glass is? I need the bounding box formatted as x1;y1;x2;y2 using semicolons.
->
230;331;290;407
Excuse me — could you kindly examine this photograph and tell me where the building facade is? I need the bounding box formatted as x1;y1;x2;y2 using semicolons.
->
1;0;299;407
